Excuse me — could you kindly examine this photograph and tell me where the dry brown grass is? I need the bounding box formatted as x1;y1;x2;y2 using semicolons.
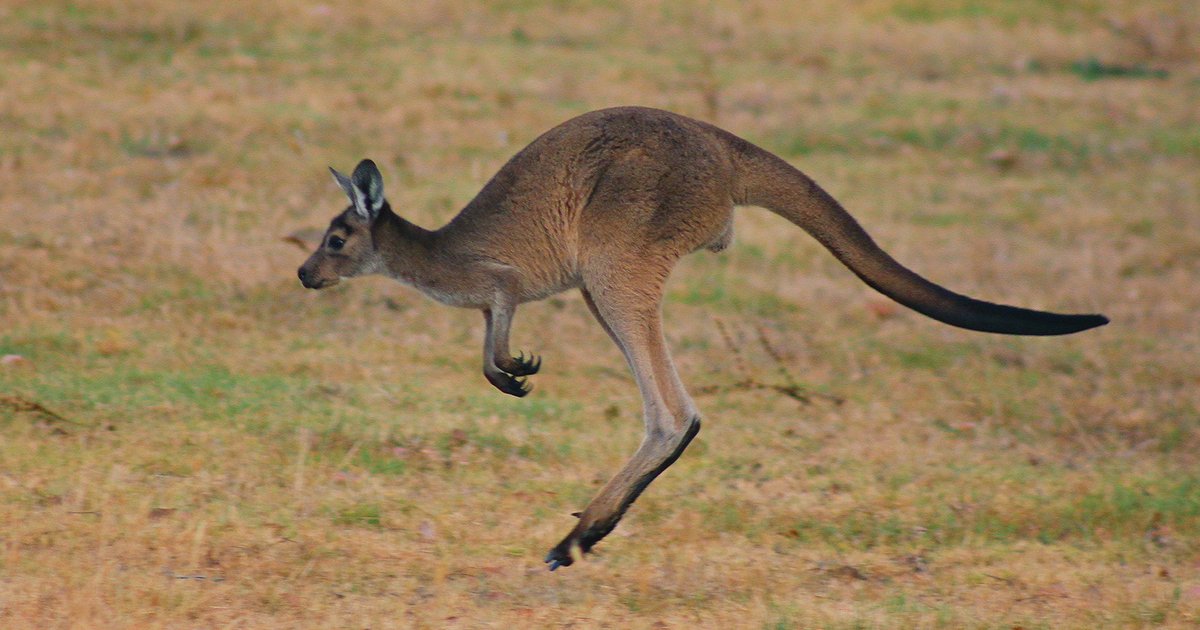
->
2;0;1198;627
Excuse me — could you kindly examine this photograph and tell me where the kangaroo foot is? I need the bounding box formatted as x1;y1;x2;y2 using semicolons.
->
544;417;701;571
544;515;618;571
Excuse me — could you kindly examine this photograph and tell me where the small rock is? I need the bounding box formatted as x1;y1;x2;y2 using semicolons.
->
987;149;1019;171
1;354;28;367
865;299;899;320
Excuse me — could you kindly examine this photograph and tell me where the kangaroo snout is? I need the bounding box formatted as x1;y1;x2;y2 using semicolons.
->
298;265;334;289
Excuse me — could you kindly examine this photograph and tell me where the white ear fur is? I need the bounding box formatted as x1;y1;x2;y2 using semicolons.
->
351;187;371;220
349;159;385;221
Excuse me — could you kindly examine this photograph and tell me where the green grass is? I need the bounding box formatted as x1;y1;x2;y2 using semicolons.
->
890;0;1104;27
333;502;384;528
1070;57;1170;81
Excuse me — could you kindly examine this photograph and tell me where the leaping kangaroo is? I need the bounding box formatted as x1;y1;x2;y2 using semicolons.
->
297;106;1108;570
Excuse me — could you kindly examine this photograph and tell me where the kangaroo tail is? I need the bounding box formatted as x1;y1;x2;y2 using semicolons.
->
728;140;1107;336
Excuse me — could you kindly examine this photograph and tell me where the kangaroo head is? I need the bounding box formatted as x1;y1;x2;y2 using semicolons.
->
298;159;388;289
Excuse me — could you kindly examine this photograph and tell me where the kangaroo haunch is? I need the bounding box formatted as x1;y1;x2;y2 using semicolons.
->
297;106;1108;570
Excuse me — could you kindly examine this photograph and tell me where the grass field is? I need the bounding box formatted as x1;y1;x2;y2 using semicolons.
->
2;0;1198;627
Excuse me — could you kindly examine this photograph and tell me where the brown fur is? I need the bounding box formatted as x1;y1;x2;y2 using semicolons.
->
298;106;1107;569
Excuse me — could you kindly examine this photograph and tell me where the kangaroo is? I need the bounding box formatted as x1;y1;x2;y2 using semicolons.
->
297;106;1107;570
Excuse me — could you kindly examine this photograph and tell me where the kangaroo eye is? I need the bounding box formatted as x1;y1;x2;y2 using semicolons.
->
327;236;345;251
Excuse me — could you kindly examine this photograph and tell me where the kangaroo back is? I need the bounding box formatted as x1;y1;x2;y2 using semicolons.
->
730;142;1107;335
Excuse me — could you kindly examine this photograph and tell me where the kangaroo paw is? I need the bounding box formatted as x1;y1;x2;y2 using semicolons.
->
484;370;532;398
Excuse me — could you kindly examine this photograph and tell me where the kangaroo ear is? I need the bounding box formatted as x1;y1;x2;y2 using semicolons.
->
330;167;355;201
349;159;385;221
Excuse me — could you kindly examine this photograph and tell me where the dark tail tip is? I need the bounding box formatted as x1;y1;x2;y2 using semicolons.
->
1072;313;1109;332
1024;312;1109;336
924;300;1110;336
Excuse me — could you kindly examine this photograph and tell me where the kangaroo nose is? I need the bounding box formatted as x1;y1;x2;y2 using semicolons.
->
297;267;309;286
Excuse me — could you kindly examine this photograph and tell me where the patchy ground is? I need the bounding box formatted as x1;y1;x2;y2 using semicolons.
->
1;1;1197;627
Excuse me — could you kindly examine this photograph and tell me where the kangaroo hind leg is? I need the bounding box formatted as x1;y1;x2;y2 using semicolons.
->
545;267;701;570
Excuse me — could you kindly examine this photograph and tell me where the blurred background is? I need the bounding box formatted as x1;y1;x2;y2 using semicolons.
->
1;1;1197;627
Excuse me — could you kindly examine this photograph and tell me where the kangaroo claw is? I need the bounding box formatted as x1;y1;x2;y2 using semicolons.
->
507;352;542;376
